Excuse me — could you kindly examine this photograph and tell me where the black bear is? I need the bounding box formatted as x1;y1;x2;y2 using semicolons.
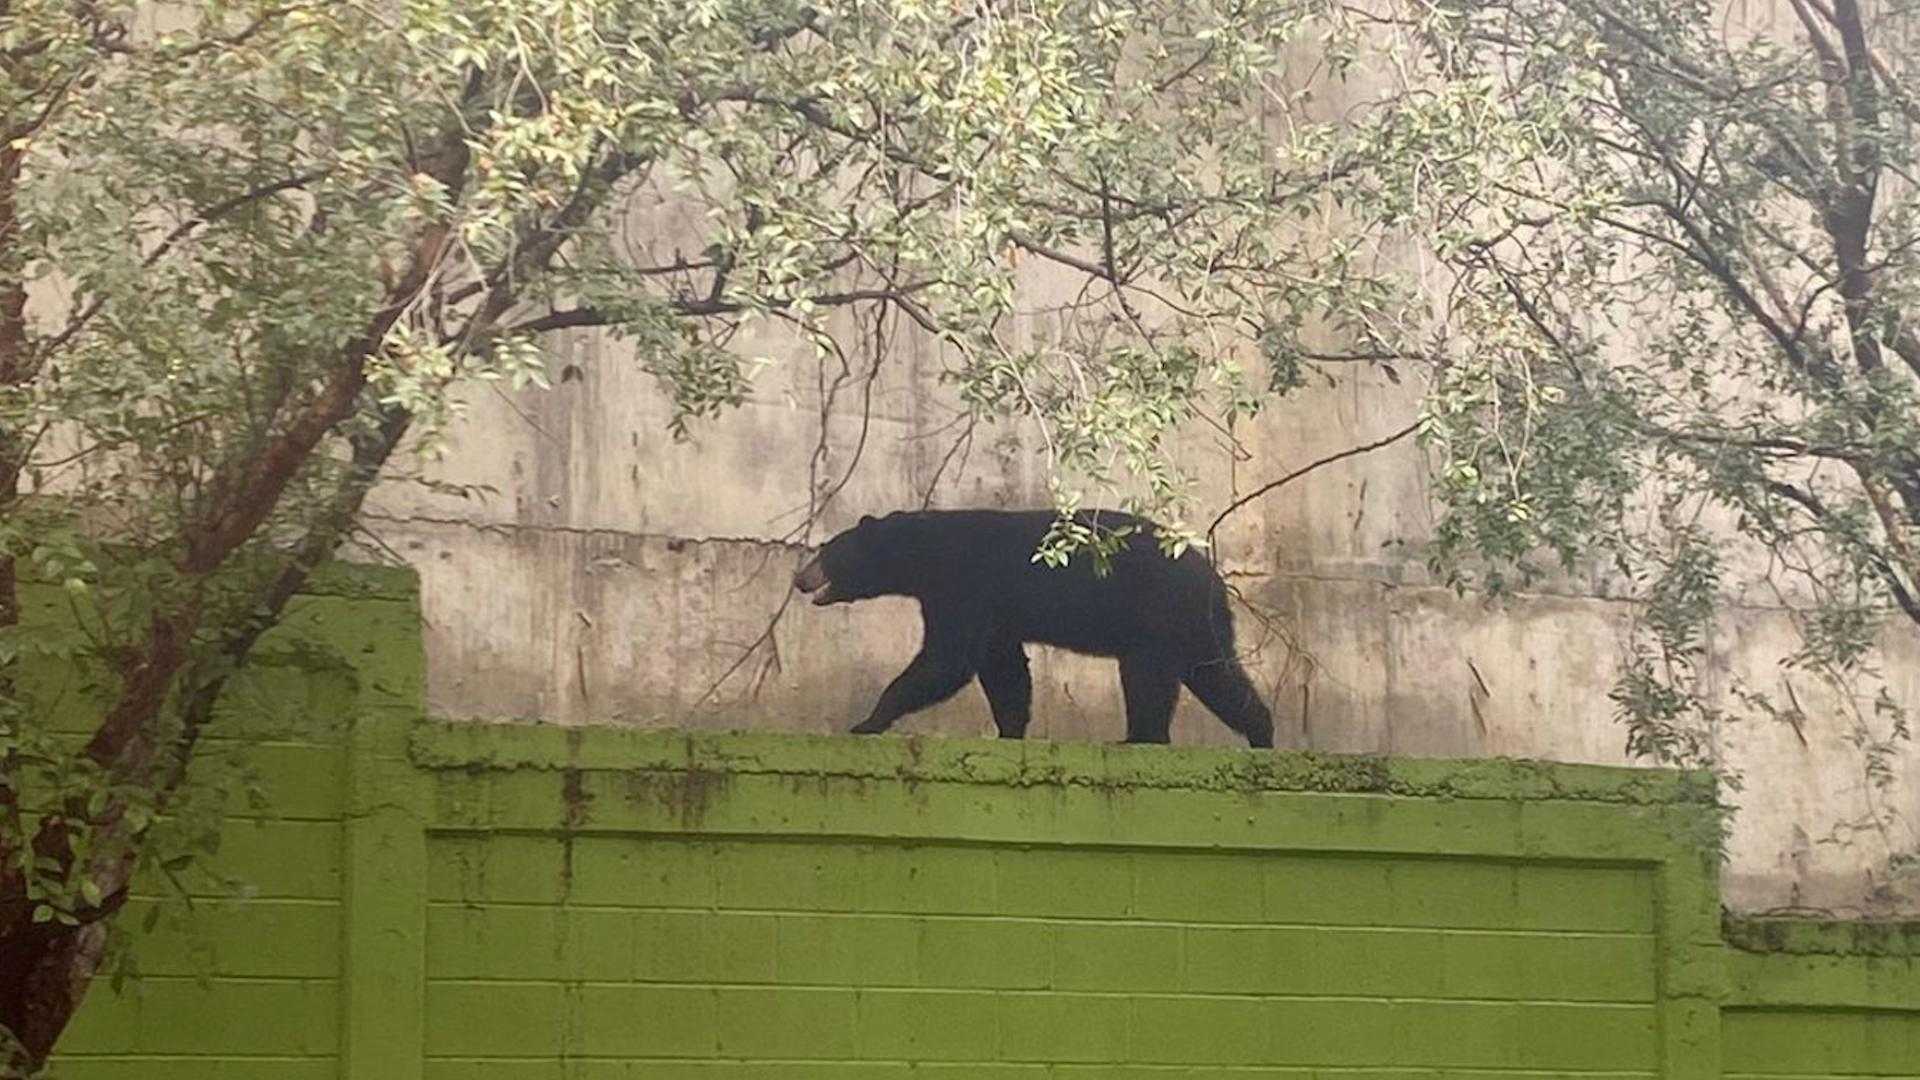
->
792;508;1274;747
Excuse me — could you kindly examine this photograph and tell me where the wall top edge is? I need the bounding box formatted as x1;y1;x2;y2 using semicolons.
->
14;556;420;601
300;560;421;600
406;718;1718;804
1724;914;1920;958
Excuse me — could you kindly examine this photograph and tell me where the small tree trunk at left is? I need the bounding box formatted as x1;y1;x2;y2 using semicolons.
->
0;621;180;1075
0;919;110;1078
1;140;28;634
0;121;40;1080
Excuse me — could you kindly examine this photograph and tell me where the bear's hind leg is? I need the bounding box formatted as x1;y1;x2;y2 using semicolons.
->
1117;654;1181;744
1184;659;1275;748
976;640;1033;739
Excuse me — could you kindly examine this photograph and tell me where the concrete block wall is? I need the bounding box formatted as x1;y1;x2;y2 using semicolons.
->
406;722;1721;1080
1720;919;1920;1080
417;829;1665;1076
28;566;423;1080
35;571;1916;1079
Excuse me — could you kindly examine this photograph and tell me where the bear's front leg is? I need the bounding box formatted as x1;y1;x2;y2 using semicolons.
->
851;649;975;734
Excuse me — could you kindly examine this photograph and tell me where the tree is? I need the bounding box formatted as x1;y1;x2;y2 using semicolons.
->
1381;0;1920;884
0;0;1472;1069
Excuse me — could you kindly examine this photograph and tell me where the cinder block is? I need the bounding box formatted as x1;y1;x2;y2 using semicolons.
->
428;904;566;980
1514;865;1656;934
1514;1002;1659;1070
855;989;1000;1061
715;842;864;912
561;907;640;981
715;987;858;1058
425;981;565;1058
997;992;1131;1063
1136;854;1265;923
574;985;717;1058
1263;855;1396;925
916;918;1050;989
995;849;1134;919
634;910;778;983
426;835;569;905
1268;999;1396;1066
1383;861;1522;930
1053;923;1183;992
1183;926;1280;994
130;900;342;980
572;837;717;909
182;819;343;900
858;845;1002;915
1129;994;1269;1064
425;1064;565;1080
774;913;918;986
53;1060;339;1080
61;980;336;1058
1441;930;1656;1002
1393;1000;1524;1068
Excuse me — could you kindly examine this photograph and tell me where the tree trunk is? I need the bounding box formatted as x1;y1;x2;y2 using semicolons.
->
0;404;416;1072
1;138;28;634
0;113;39;1080
0;91;456;1064
0;918;111;1078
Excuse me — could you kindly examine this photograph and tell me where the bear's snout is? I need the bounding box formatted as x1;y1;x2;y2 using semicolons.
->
792;557;838;605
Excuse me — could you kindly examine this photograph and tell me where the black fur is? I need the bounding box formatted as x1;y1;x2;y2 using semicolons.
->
793;509;1274;747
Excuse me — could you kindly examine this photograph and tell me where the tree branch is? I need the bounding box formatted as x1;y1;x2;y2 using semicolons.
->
1765;478;1920;626
1011;235;1113;281
37;169;330;362
1803;0;1886;375
1207;419;1422;552
503;284;938;336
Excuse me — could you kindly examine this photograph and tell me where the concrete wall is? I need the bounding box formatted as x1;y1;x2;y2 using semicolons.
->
406;724;1711;1080
355;237;1920;916
337;0;1917;915
64;0;1908;918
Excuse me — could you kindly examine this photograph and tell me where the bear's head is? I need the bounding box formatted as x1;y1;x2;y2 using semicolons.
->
792;512;917;606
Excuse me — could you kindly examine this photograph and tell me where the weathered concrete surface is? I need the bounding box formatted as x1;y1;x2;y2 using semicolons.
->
355;295;1920;916
348;0;1918;915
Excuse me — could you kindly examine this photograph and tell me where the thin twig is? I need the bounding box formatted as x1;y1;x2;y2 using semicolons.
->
1207;419;1422;551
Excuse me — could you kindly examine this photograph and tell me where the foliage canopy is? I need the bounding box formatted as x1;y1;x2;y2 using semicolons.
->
0;0;1445;1068
1401;0;1920;887
5;0;1920;1068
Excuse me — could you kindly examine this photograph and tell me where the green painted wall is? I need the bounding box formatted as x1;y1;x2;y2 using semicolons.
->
1721;918;1920;1080
30;567;1917;1079
25;565;422;1080
406;723;1721;1080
